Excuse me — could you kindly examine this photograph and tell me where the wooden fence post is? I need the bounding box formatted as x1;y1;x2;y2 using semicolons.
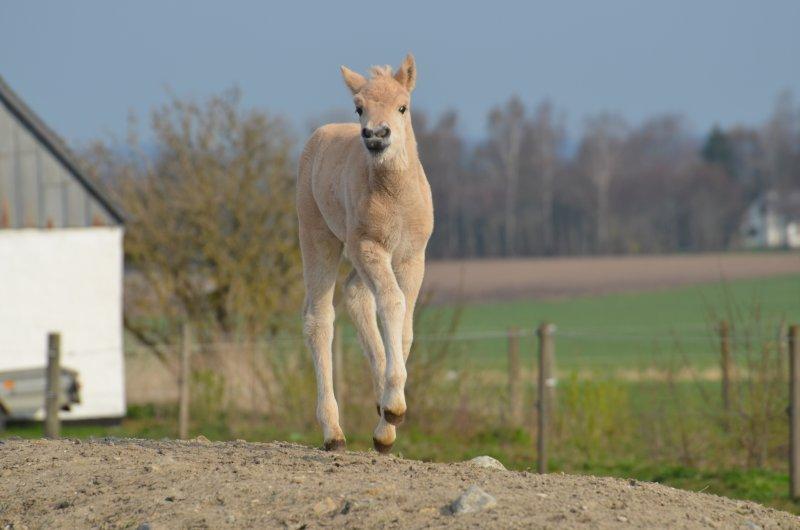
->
508;327;522;426
333;321;346;408
178;322;192;440
719;320;732;415
537;322;555;474
789;324;800;499
44;332;61;439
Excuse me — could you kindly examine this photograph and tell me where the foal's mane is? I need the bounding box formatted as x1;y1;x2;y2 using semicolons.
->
368;65;394;79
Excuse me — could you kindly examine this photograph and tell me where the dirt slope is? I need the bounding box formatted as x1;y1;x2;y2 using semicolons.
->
1;438;797;529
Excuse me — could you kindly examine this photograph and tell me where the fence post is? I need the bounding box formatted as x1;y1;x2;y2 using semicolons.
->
333;321;346;407
44;332;61;439
508;327;522;426
537;322;555;474
719;320;732;415
178;322;192;440
789;324;800;499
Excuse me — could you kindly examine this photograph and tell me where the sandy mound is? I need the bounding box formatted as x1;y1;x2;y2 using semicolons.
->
0;438;797;529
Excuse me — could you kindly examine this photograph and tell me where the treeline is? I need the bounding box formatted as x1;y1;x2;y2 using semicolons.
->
414;92;800;258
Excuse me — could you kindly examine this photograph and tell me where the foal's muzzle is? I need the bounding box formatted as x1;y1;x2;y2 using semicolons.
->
362;125;391;154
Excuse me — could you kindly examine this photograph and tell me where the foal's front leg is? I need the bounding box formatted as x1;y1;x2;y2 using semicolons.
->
343;270;397;452
396;254;425;361
349;239;407;425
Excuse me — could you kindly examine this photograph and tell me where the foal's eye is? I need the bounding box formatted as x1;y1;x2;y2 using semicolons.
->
398;105;407;114
355;107;363;116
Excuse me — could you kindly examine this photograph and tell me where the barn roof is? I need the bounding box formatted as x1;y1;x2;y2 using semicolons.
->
0;75;124;225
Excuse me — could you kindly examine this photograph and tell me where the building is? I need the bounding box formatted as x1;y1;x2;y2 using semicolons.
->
0;75;125;420
741;190;800;250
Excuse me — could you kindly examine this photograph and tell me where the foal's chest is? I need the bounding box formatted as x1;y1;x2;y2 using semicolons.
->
361;191;433;255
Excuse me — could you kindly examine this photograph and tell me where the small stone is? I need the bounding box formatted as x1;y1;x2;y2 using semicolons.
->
744;522;762;530
449;485;497;515
535;493;548;498
617;515;628;523
136;524;152;530
467;456;506;470
313;497;337;516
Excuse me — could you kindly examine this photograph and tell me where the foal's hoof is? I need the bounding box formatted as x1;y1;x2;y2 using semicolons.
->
383;409;405;426
323;438;346;452
373;437;393;454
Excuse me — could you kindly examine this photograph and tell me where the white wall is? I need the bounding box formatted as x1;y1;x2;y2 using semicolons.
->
0;227;125;419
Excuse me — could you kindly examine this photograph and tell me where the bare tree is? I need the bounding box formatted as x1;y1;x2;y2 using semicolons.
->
86;89;302;362
415;110;464;257
486;96;526;256
526;101;565;254
578;113;626;252
763;90;800;190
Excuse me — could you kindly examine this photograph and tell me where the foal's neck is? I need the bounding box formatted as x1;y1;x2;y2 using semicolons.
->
368;127;422;197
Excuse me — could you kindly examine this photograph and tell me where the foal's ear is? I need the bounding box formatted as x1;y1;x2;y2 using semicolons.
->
394;53;416;92
340;66;367;95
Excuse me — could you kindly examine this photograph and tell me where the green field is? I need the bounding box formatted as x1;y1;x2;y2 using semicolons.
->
416;273;800;371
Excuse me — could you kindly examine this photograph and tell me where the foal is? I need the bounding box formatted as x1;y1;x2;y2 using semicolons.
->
297;54;433;453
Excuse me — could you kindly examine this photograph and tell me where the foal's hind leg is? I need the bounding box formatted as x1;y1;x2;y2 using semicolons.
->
300;224;345;451
344;270;396;453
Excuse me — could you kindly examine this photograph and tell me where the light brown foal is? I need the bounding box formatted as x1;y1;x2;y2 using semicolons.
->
297;54;433;453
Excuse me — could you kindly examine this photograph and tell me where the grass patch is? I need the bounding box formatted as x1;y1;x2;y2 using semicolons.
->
415;273;800;370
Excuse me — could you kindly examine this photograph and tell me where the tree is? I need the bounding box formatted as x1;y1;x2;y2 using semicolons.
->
415;110;465;258
525;101;565;254
763;90;800;190
86;89;302;363
486;96;526;256
578;113;626;252
701;125;735;176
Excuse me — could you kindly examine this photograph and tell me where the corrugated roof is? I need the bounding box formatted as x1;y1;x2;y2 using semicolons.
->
0;74;124;224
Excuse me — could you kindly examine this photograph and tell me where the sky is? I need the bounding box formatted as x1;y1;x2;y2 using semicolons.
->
1;1;799;145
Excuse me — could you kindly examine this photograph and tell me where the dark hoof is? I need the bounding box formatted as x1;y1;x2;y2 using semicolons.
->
376;403;382;417
383;409;405;426
373;438;393;454
323;438;346;452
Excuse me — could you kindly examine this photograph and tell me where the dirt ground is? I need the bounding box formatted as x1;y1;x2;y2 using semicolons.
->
1;438;797;529
422;252;800;302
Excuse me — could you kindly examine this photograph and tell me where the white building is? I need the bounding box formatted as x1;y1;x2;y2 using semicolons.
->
741;190;800;250
0;75;126;420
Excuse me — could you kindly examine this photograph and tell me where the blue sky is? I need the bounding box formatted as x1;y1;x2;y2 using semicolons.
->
1;1;798;144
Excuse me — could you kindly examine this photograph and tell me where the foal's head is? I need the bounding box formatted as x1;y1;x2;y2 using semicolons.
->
341;54;417;168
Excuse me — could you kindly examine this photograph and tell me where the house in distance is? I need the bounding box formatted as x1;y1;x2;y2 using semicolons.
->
0;75;125;421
